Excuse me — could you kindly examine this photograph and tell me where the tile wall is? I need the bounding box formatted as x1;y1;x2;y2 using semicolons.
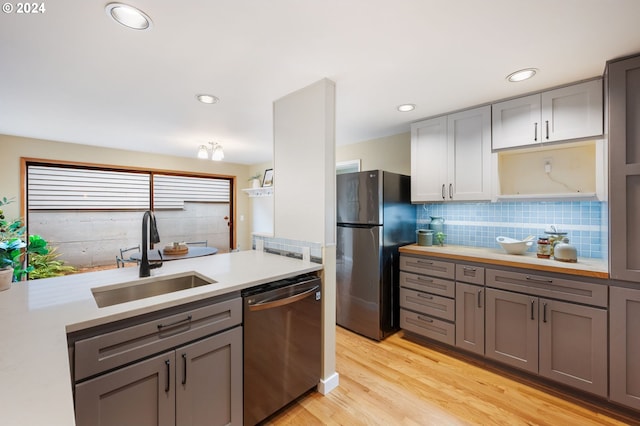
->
418;201;608;260
252;235;323;263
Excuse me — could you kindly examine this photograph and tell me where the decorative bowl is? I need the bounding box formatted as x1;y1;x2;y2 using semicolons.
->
496;236;533;255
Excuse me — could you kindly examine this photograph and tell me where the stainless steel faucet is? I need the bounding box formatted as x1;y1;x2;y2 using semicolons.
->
140;210;162;277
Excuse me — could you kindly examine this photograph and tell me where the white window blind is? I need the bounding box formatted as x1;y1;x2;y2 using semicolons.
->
28;166;150;210
153;175;230;209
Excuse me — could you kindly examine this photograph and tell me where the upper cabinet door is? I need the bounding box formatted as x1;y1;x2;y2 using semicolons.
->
492;79;603;151
411;116;448;202
491;93;541;150
541;79;603;142
448;106;492;201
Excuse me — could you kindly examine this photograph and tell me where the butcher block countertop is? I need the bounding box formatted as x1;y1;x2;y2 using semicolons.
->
399;244;608;279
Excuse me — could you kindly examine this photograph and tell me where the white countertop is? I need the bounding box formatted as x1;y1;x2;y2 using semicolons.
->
0;250;322;426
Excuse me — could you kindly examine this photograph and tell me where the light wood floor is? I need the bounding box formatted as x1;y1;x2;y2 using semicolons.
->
267;326;639;426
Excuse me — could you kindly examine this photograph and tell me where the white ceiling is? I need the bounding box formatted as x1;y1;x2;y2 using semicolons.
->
2;0;640;165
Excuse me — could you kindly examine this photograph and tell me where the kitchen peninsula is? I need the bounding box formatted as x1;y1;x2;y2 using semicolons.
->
0;250;322;425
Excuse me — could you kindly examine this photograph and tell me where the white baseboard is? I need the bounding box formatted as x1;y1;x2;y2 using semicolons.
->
317;372;339;395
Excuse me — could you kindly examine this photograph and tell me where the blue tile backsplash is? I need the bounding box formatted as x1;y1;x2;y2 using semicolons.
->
418;201;608;260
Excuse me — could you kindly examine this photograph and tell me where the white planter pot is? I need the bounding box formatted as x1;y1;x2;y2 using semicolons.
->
251;179;261;189
0;267;13;291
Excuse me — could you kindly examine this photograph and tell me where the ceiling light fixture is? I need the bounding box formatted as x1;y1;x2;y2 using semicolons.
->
105;3;152;30
506;68;538;82
196;94;219;104
397;104;416;112
197;142;224;161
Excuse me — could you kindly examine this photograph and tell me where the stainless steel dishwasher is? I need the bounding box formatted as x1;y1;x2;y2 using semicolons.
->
242;274;322;426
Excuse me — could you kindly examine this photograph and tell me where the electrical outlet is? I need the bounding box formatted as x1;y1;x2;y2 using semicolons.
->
302;247;310;262
543;157;552;173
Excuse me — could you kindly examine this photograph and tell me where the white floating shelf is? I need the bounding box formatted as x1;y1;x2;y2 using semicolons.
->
242;187;273;197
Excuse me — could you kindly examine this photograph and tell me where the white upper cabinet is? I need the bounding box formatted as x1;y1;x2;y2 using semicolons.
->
411;116;447;202
411;106;491;202
492;79;603;150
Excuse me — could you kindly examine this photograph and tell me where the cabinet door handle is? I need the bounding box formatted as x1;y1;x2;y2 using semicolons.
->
157;315;192;331
545;120;549;140
525;275;553;284
477;289;482;308
449;183;453;199
441;184;445;200
530;300;535;320
181;353;187;385
417;315;433;323
543;302;548;323
165;359;171;393
417;293;433;300
534;122;538;141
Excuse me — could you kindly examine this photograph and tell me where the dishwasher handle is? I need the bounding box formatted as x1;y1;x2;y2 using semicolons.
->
247;284;320;312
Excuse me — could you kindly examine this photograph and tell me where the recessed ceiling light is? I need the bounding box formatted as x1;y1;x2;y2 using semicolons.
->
397;104;416;112
506;68;538;82
105;3;152;30
196;94;220;104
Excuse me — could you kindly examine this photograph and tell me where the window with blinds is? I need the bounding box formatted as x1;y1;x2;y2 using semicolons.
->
27;166;231;210
27;166;150;210
153;174;230;209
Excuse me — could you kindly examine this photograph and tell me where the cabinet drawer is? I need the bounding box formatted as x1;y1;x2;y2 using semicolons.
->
74;297;242;381
401;309;455;346
486;269;607;307
400;271;455;298
455;264;485;285
400;287;455;322
400;255;455;279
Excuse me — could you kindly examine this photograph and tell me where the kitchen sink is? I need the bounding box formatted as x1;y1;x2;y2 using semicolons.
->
92;272;217;308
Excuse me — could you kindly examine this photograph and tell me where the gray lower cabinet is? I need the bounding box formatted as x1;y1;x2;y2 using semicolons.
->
486;288;539;374
610;286;640;410
486;288;607;397
538;298;607;396
75;327;242;426
455;282;484;356
399;255;456;345
75;350;175;426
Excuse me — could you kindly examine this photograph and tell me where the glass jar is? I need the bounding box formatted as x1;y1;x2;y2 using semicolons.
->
537;237;551;258
428;216;445;235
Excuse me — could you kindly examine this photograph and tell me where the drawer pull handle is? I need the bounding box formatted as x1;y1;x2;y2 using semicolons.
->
158;315;192;330
165;359;171;392
417;277;434;283
417;293;433;300
417;260;434;265
525;276;553;284
463;266;476;272
182;353;187;385
417;315;434;323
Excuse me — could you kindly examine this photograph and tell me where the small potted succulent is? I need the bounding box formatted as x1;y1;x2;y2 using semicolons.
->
0;197;49;289
248;172;262;188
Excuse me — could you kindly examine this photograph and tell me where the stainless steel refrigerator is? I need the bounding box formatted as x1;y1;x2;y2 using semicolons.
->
336;170;416;341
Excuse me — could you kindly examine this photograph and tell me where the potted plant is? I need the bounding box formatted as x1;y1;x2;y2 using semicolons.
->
248;172;262;188
0;197;49;289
